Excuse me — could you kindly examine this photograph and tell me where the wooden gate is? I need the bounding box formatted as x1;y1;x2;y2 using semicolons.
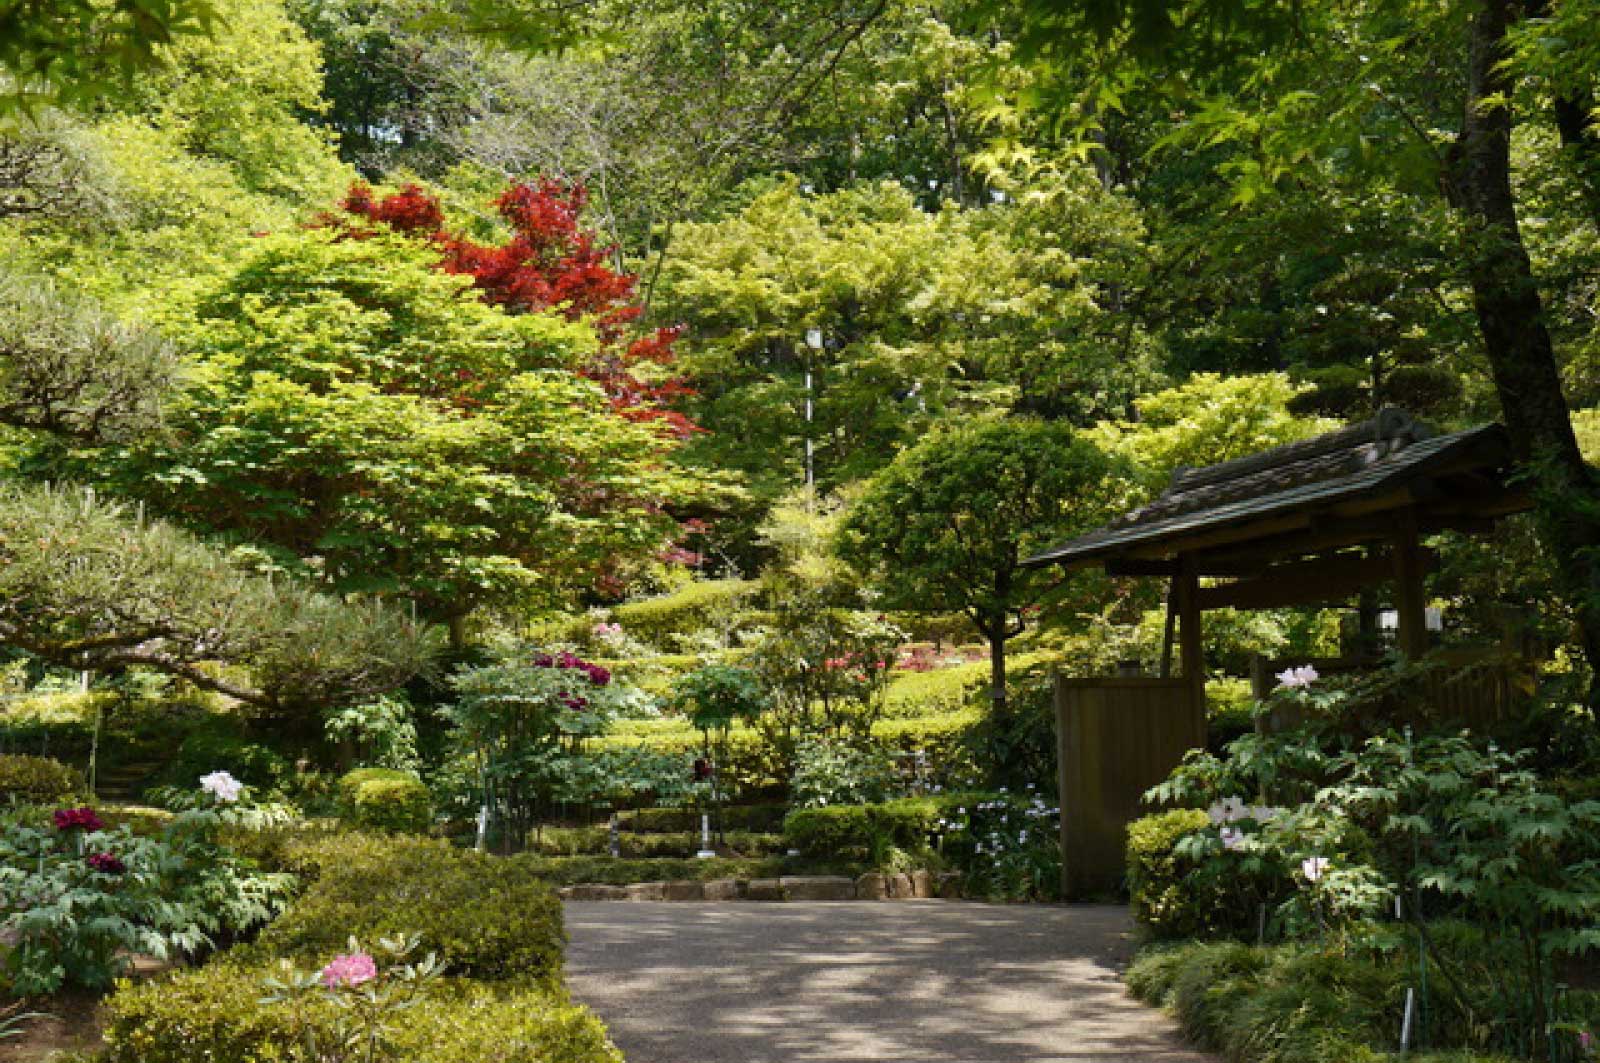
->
1055;676;1206;899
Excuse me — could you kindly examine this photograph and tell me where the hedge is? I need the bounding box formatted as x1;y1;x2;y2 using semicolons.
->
336;767;432;834
512;854;794;885
0;754;84;803
612;579;758;648
616;803;788;833
102;962;620;1063
784;793;993;861
1126;809;1212;938
258;834;564;987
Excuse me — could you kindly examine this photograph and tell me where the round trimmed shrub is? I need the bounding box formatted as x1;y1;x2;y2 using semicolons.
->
1126;808;1215;937
260;834;564;986
336;767;432;834
0;754;84;803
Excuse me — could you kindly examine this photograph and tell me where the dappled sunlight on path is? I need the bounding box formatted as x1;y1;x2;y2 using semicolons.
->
565;902;1213;1063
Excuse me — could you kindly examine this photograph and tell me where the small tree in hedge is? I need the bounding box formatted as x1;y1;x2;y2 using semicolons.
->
670;664;766;837
839;418;1122;740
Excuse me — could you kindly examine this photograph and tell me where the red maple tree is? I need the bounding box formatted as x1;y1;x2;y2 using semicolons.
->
340;179;698;440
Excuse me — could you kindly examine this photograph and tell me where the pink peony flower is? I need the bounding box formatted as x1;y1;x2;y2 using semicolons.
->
54;807;104;832
320;952;378;988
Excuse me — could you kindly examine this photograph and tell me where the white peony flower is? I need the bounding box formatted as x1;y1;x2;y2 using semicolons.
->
1275;664;1320;690
1219;826;1245;850
199;770;244;803
1301;856;1330;883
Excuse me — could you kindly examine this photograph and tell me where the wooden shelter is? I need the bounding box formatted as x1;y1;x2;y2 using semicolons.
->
1022;408;1533;896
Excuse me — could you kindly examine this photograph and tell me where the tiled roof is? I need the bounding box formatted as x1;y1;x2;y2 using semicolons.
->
1024;409;1515;569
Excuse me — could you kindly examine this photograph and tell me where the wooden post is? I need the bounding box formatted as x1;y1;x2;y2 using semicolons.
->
1176;554;1205;716
1159;575;1178;678
1392;514;1429;659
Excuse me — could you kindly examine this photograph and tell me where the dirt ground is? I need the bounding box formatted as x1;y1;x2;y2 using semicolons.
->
0;994;106;1062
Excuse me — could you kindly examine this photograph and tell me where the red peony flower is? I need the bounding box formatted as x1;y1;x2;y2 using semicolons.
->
54;807;104;832
86;852;126;875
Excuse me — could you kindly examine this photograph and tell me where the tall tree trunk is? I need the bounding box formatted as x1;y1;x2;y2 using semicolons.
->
988;623;1008;719
1448;0;1600;684
1553;92;1600;229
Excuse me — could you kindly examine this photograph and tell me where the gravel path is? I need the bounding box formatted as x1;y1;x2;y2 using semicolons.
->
564;901;1214;1063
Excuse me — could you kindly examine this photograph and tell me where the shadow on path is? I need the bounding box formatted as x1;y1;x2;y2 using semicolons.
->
564;901;1214;1063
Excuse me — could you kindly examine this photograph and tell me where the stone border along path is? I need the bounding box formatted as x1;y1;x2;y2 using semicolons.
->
557;871;960;902
564;900;1217;1063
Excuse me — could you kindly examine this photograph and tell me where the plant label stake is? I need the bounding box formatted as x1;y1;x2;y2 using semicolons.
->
474;805;489;852
1257;903;1267;945
609;816;621;859
697;813;715;859
1400;987;1415;1054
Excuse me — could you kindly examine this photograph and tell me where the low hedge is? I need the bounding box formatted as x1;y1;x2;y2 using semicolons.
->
102;961;620;1063
617;803;788;833
336;767;432;834
784;793;990;861
258;834;564;987
526;826;787;858
0;754;84;803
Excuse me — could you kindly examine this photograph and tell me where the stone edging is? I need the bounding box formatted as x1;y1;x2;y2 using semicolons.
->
558;870;962;902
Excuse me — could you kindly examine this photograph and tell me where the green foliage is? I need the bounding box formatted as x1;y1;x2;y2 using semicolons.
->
102;962;621;1063
784;795;948;862
0;754;83;803
159;729;292;793
336;768;432;834
934;791;1062;901
262;833;564;986
447;650;634;847
1088;373;1336;495
789;738;899;809
80;226;685;621
617;804;788;833
1126;808;1251;939
0;481;432;713
0;270;180;442
0;803;296;994
0;0;217;113
614;580;758;652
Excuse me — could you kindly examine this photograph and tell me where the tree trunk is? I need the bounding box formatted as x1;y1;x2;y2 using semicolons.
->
987;621;1008;719
1448;0;1600;684
1553;92;1600;229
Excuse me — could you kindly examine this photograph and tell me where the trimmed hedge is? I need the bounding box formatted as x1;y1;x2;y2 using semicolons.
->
102;962;620;1063
1126;809;1212;938
336;767;432;834
617;803;788;833
784;793;990;861
525;826;786;858
613;579;758;648
512;854;793;885
0;754;84;803
259;834;564;987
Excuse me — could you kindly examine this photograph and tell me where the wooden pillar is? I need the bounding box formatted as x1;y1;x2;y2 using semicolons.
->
1391;514;1429;659
1176;554;1205;715
1159;575;1178;679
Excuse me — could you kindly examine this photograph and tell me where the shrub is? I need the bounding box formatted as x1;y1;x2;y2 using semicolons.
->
512;854;802;886
102;961;620;1063
160;729;291;793
259;834;564;986
336;767;432;833
789;738;898;808
612;579;757;650
785;794;980;863
0;754;83;803
1126;809;1213;937
620;804;788;833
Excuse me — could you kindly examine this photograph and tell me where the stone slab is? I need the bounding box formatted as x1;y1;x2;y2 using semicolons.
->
702;878;742;901
779;876;856;901
744;877;787;901
625;881;666;901
855;872;888;900
663;880;705;901
566;884;627;901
